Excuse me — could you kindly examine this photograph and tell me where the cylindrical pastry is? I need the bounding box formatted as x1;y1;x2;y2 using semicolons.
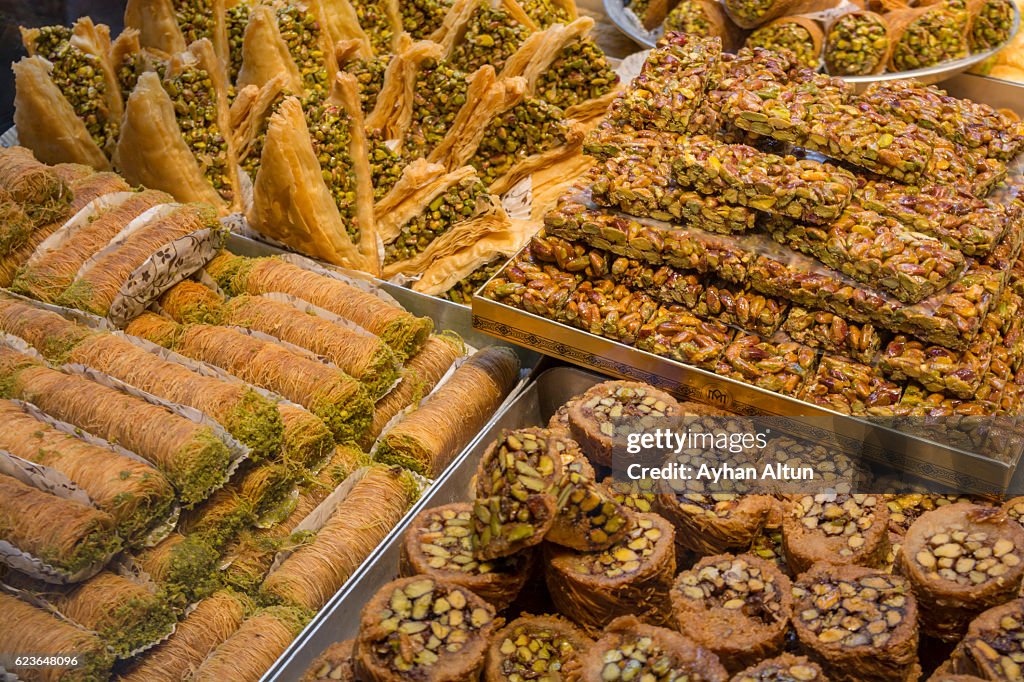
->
945;598;1024;680
792;564;919;682
355;576;497;681
472;427;564;561
545;512;676;634
899;502;1024;641
400;503;535;610
1003;496;1024;526
782;494;891;574
761;436;872;495
887;494;977;536
670;553;793;672
657;491;777;556
302;640;358;682
483;614;592;682
729;654;828;682
579;615;728;682
567;380;681;466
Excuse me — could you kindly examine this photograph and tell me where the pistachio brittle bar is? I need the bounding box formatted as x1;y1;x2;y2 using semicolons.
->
560;279;658;344
798;354;903;414
713;333;817;396
636;304;734;369
694;281;789;337
481;241;582;319
782;307;882;364
765;207;966;304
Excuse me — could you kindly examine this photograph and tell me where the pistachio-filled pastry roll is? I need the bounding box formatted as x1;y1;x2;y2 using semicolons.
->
412;218;534;304
125;0;230;75
248;79;378;273
501;17;620;121
15;19;124;169
236;1;339;101
438;0;538;73
114;39;241;213
377;161;503;277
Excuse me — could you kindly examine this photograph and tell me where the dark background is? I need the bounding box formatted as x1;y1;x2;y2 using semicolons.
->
0;0;125;131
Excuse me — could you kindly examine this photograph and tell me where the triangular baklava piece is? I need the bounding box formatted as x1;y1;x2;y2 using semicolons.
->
124;0;230;75
442;0;538;73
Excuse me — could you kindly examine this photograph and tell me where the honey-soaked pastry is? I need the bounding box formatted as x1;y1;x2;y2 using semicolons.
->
302;639;359;681
670;553;793;672
229;75;289;178
945;598;1024;680
247;86;378;273
729;654;828;682
355;576;497;681
114;38;240;213
14;19;123;170
579;615;728;682
760;436;872;495
236;1;339;101
125;0;230;71
400;502;536;610
471;427;564;560
887;494;978;536
899;502;1024;641
657;490;777;557
483;614;591;682
545;512;676;634
1003;496;1024;527
782;494;891;575
792;564;920;682
567;380;680;467
748;505;792;578
604;476;660;514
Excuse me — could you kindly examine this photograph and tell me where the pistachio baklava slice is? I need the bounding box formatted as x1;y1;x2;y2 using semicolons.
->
900;502;1024;642
125;0;230;70
15;19;123;169
449;0;535;73
115;38;240;213
230;75;290;178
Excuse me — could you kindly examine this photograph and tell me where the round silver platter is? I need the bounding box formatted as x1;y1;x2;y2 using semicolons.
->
603;0;1021;86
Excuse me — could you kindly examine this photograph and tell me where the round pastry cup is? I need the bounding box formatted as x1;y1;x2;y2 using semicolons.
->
899;502;1024;642
483;614;592;682
657;492;776;555
302;640;357;682
948;598;1024;679
669;552;793;672
730;653;828;682
782;494;891;575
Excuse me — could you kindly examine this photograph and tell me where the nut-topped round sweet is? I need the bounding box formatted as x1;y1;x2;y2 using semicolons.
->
762;436;872;495
946;598;1024;680
401;503;535;610
792;564;919;682
899;502;1024;641
483;614;592;682
1002;496;1024;527
545;512;676;634
567;381;681;466
302;640;357;681
884;493;975;536
604;476;658;514
657;489;777;556
548;396;582;438
670;553;793;672
782;494;891;575
549;463;635;552
579;616;729;682
728;654;828;682
472;427;564;561
355;576;497;681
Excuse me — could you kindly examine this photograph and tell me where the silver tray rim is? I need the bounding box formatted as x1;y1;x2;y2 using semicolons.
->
603;0;1021;86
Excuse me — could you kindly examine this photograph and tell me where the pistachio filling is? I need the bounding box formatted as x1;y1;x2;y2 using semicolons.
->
227;1;252;84
572;515;662;578
519;0;572;26
370;578;494;672
470;98;571;186
745;22;820;70
605;477;658;514
29;25;72;61
450;4;530;73
472;428;560;554
533;39;619;110
116;51;144;102
496;622;582;680
242;89;288;177
664;1;712;35
824;12;889;76
961;606;1024;679
554;466;632;548
732;658;825;682
1007;499;1024;525
277;5;330;96
164;66;233;201
173;0;215;45
914;526;1021;586
751;524;788;573
441;258;504;305
415;506;519;575
885;494;970;535
350;0;395;54
890;7;969;71
401;0;454;39
345;56;389;115
793;494;881;558
971;0;1015;49
674;556;786;625
597;628;695;680
45;38;119;153
305;98;359;242
384;176;486;264
794;573;910;649
676;493;747;519
367;131;403;200
405;59;469;158
577;383;677;442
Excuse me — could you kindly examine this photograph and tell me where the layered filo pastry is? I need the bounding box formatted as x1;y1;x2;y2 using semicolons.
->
14;19;124;170
434;0;539;73
124;0;230;74
114;38;241;214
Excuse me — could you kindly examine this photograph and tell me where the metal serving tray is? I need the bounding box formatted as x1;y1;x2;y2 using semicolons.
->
261;366;606;681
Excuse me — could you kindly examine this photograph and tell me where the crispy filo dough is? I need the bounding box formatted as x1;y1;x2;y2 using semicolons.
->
376;160;482;242
124;0;230;74
412;218;536;295
320;0;374;57
114;39;240;214
248;79;378;273
236;1;339;99
433;0;539;55
364;35;425;141
229;75;289;168
528;152;595;220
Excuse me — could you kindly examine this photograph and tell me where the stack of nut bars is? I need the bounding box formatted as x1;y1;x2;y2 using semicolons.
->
482;33;1024;459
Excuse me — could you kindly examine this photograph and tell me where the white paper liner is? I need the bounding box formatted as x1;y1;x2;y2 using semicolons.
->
502;175;534;220
0;332;46;361
617;49;651;82
0;289;113;331
60;364;249;507
23;191;138;269
0;450;94;507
